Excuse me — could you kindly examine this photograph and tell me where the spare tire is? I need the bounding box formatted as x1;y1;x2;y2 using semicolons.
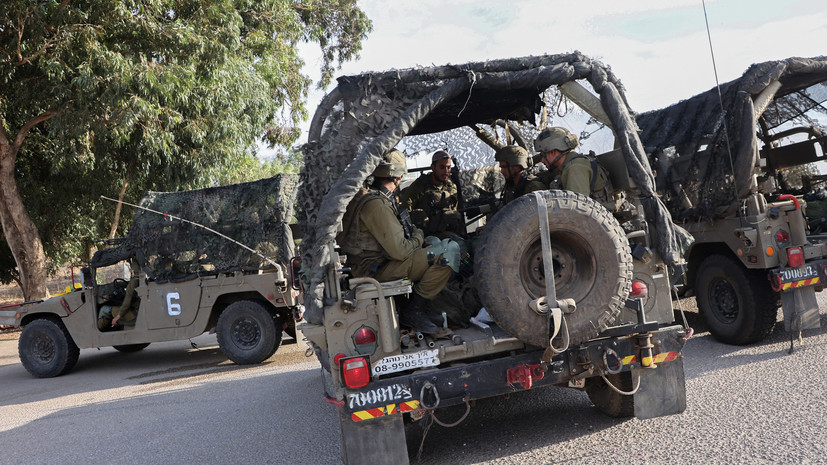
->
475;190;632;347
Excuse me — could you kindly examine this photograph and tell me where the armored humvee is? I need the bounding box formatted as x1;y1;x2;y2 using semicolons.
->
0;175;303;378
297;52;691;464
637;56;827;345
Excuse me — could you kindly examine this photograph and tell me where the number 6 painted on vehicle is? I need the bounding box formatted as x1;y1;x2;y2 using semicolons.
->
167;292;182;316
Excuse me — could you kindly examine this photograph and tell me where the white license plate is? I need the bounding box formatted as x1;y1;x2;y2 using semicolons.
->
372;349;439;376
779;264;818;283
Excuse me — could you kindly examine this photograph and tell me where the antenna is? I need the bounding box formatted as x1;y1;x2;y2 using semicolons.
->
702;0;740;211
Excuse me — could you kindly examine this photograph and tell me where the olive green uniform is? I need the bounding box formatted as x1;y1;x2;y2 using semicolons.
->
400;174;463;236
541;152;612;203
339;187;451;300
502;172;546;205
96;277;140;330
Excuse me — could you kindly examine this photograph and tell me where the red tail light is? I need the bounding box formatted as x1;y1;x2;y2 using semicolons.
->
787;247;805;268
630;280;648;297
352;326;377;355
775;230;790;247
342;357;371;389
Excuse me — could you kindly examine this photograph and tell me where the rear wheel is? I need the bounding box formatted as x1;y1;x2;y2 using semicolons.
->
585;372;635;418
216;300;282;364
475;190;632;347
18;318;80;378
112;343;150;353
695;254;778;344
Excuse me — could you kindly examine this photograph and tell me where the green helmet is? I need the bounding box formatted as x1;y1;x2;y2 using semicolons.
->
495;145;529;169
534;127;578;153
373;149;407;178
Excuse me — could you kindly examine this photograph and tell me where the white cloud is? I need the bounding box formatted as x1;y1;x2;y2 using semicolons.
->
289;0;827;147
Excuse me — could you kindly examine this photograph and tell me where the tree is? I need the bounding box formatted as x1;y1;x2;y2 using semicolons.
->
0;0;371;300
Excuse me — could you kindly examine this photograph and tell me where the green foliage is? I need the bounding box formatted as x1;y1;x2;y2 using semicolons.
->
0;0;371;283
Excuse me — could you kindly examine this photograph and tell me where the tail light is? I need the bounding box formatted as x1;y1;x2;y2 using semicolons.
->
787;247;805;268
630;280;648;297
333;353;346;366
342;357;371;389
775;230;790;247
352;326;377;355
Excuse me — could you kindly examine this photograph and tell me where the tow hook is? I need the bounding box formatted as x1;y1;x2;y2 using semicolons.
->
637;332;657;368
506;364;545;390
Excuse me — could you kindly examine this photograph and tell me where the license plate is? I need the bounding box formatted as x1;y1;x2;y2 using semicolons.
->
778;264;818;283
372;349;439;376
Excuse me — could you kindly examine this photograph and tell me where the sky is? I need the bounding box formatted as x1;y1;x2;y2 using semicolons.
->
292;0;826;149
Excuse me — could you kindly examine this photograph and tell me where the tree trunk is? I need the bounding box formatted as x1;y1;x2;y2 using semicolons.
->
0;113;54;301
108;171;130;239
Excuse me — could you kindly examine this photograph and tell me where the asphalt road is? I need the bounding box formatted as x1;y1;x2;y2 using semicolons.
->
2;297;827;465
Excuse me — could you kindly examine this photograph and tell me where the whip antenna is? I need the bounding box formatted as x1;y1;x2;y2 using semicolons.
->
100;195;279;269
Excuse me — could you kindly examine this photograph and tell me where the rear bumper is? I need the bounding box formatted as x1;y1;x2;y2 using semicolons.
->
769;259;827;292
340;325;687;420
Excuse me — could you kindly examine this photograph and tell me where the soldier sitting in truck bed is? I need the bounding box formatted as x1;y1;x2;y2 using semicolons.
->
338;149;458;336
533;127;613;203
399;150;463;238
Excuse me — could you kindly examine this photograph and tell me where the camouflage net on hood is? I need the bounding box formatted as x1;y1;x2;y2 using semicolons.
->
637;56;827;221
91;175;298;283
298;51;686;324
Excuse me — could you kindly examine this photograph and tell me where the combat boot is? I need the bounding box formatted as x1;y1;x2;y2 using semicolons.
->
399;293;441;336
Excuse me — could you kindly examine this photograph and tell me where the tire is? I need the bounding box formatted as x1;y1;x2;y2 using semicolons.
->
285;320;297;339
695;254;778;345
112;343;151;353
585;372;635;418
475;190;633;347
216;300;282;364
18;318;80;378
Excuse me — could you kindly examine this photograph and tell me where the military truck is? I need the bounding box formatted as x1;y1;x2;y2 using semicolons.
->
297;52;691;464
0;175;303;378
637;56;827;345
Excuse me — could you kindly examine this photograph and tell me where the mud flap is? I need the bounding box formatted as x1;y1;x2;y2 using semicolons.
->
781;287;821;332
633;356;687;420
339;409;409;465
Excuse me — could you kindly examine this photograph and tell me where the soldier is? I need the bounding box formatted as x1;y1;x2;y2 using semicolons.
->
97;266;141;331
399;150;463;237
338;149;456;336
496;145;546;205
533;127;612;202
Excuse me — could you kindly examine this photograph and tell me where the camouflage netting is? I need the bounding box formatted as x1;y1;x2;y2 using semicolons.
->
91;175;298;282
637;56;827;221
298;51;687;324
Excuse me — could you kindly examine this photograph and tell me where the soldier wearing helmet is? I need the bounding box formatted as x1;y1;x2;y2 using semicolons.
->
338;149;453;336
534;127;612;202
496;145;546;205
399;150;462;237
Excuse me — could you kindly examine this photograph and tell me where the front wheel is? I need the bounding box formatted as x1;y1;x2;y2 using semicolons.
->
695;254;778;345
18;318;80;378
216;300;282;364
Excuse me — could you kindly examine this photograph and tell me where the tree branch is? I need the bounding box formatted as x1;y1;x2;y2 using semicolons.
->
12;109;57;153
59;0;71;10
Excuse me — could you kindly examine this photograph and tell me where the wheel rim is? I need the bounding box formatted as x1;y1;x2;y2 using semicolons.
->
708;277;739;323
32;333;57;364
519;231;596;302
231;317;261;348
